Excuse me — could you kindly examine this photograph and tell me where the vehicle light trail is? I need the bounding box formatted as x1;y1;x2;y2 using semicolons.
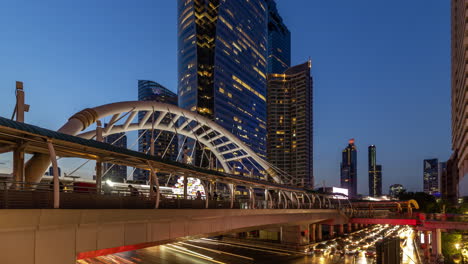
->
177;242;254;260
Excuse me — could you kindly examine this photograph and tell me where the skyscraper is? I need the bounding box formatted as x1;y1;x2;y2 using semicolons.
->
450;0;465;200
423;159;439;195
266;0;291;74
341;139;357;198
103;132;127;182
136;80;178;182
267;62;313;187
368;145;382;197
177;0;268;161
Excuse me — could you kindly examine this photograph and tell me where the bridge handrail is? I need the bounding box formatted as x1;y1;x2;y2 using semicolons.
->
0;180;351;210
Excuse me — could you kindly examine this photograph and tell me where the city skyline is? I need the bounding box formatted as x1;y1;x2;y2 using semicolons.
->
0;0;457;195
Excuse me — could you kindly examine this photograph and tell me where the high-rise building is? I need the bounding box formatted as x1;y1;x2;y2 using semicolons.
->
423;159;439;195
103;132;127;182
265;0;290;74
368;145;382;197
136;80;178;182
267;62;313;187
177;0;268;162
389;184;405;198
450;0;466;200
341;139;357;198
45;166;61;177
441;154;459;203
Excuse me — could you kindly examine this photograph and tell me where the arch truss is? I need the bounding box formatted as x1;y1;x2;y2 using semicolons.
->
26;101;297;185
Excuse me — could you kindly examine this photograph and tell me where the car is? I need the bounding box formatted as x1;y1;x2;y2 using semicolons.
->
365;246;377;258
314;243;329;256
344;245;359;255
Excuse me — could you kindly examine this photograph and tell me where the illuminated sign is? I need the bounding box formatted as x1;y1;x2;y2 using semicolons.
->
332;187;348;196
173;176;205;196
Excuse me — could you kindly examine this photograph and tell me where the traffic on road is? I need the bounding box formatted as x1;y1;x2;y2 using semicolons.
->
78;225;416;264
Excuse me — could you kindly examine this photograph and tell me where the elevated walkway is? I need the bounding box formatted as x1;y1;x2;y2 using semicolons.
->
0;208;347;264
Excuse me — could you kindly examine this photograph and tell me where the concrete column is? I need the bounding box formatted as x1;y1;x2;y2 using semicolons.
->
424;231;430;258
310;224;316;243
281;225;309;246
329;225;335;238
317;224;322;241
347;223;352;233
431;229;442;257
354;223;359;230
339;224;344;235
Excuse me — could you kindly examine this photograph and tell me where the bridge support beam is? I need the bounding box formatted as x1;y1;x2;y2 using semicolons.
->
317;224;322;241
310;224;316;243
432;229;441;258
423;230;430;259
329;225;335;238
281;225;309;246
338;224;344;235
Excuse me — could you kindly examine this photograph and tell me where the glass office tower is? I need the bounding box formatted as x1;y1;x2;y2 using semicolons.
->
267;62;313;187
368;145;382;197
423;158;439;195
341;139;357;198
104;132;127;182
178;0;268;161
136;80;178;182
266;0;290;74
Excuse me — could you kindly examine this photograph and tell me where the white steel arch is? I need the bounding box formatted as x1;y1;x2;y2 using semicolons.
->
25;101;293;184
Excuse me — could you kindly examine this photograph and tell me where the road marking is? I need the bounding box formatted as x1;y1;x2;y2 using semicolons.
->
177;242;254;261
162;245;227;264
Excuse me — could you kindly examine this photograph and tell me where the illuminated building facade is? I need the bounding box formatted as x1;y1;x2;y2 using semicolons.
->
136;80;178;182
104;132;127;182
267;62;313;187
423;158;439;195
368;145;382;197
441;154;459;203
266;0;290;74
341;139;357;198
177;0;268;162
450;0;466;201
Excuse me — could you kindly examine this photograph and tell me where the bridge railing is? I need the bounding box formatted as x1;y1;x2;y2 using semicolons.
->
0;180;349;211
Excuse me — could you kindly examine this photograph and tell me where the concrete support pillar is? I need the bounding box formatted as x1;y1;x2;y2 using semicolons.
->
347;223;352;233
310;224;316;243
317;224;322;241
339;224;344;235
430;229;442;257
281;225;309;246
329;225;335;238
424;231;430;259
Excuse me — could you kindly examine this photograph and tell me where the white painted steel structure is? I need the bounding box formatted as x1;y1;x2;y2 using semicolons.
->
25;101;294;185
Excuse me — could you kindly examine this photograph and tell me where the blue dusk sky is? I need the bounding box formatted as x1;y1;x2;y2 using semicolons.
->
0;0;458;195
